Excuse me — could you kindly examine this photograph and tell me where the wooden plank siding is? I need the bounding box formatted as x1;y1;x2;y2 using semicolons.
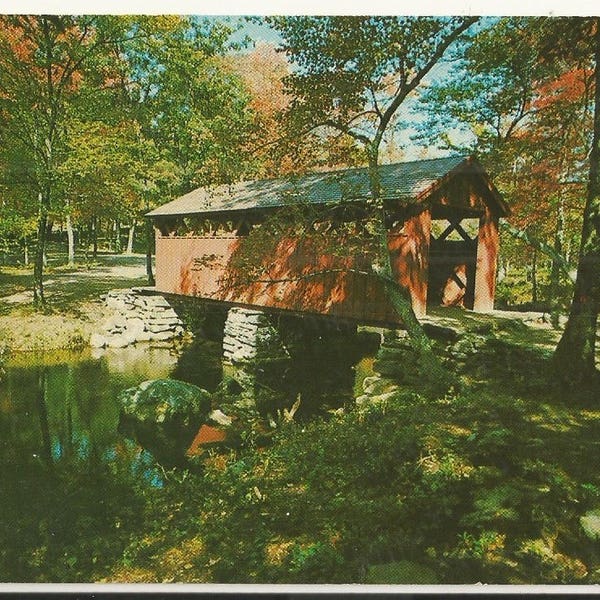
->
154;212;433;325
150;157;508;326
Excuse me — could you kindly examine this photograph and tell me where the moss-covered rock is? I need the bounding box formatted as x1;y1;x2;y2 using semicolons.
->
118;379;212;465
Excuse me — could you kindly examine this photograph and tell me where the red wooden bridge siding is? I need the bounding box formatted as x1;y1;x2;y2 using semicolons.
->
155;233;398;324
151;157;508;326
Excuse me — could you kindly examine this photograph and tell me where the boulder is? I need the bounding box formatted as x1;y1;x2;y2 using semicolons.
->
119;378;212;465
581;510;600;541
90;333;107;348
120;378;211;424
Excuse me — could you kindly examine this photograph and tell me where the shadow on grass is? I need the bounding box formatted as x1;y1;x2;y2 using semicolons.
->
0;268;32;298
1;254;149;314
45;275;148;314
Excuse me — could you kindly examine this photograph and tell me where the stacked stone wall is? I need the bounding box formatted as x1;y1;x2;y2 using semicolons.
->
91;289;184;349
222;307;287;364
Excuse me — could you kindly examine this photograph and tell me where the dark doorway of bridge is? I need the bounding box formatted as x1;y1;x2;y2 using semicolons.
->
428;216;479;309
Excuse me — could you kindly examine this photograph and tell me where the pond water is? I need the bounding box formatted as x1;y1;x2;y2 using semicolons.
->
0;331;377;471
0;331;377;581
0;340;223;474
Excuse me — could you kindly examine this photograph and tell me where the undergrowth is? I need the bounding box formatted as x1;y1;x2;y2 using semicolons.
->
114;368;600;584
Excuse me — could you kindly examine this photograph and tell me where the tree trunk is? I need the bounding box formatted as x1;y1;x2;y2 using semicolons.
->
114;219;122;254
66;212;75;267
365;146;450;388
145;216;155;286
553;21;600;390
33;191;48;306
531;247;538;305
550;196;566;327
549;195;565;303
92;215;98;260
23;237;29;266
126;220;136;255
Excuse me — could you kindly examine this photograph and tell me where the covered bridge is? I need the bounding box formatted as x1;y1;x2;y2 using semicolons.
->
147;155;509;326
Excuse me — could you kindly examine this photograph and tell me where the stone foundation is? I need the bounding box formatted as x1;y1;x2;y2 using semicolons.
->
222;307;287;364
91;289;184;349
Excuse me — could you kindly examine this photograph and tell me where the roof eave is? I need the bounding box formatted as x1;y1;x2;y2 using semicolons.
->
414;156;510;217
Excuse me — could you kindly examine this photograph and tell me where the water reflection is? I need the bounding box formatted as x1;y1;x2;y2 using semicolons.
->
0;344;188;476
0;330;378;472
0;330;380;581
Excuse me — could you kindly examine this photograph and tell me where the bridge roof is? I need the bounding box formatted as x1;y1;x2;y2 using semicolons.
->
147;155;507;218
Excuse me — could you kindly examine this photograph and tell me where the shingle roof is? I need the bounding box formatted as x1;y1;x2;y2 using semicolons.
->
147;155;489;217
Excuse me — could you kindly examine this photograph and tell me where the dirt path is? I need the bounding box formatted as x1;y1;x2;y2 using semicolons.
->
0;255;149;352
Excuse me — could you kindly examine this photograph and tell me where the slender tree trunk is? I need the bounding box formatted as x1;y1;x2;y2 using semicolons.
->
23;237;29;266
531;247;538;305
114;219;122;254
145;216;155;286
550;196;565;327
365;144;449;387
549;195;565;302
126;220;136;255
33;191;49;306
553;21;600;389
66;212;75;267
92;214;98;260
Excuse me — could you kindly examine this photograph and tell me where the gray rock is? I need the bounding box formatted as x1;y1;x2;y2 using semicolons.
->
368;390;399;405
581;510;600;541
147;323;174;334
361;375;398;396
148;316;180;326
120;378;211;424
90;333;107;348
150;330;177;341
126;318;146;335
355;394;370;406
106;297;128;310
139;296;171;308
135;330;154;342
119;378;212;465
92;289;186;350
107;333;135;348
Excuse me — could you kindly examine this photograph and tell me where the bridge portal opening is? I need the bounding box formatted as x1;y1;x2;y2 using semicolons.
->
428;209;481;310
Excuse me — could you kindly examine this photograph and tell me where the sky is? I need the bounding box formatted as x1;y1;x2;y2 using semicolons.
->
220;16;472;161
231;18;283;45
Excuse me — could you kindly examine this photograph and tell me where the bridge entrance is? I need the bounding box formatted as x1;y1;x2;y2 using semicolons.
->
428;209;481;310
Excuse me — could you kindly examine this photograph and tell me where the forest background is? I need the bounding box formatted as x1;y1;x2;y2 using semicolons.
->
1;15;598;386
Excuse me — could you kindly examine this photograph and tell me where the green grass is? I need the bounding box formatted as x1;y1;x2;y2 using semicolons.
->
1;252;599;583
0;267;32;298
0;253;149;350
425;305;562;351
